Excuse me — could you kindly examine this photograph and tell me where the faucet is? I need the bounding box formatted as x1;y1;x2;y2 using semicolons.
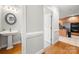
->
10;27;11;32
2;29;5;31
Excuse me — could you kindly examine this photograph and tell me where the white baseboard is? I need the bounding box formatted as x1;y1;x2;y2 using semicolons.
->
44;39;58;48
13;41;21;45
6;46;13;50
35;48;44;54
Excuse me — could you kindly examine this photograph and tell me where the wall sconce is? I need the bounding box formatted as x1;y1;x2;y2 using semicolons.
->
4;6;17;13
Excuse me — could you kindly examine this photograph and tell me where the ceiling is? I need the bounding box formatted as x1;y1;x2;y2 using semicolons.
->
55;5;79;18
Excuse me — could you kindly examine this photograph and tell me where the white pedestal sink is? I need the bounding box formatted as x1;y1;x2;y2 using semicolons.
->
0;30;18;50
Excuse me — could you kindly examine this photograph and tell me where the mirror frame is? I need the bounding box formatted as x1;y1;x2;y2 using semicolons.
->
5;13;17;25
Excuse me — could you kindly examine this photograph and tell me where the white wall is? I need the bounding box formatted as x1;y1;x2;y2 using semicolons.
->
51;6;59;43
44;7;52;48
26;5;44;54
26;5;43;32
19;6;27;54
0;6;2;48
0;6;2;31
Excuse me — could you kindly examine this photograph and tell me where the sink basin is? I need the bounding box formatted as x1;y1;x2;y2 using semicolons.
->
0;30;18;36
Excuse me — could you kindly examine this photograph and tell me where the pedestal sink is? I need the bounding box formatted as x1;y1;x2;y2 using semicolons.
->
0;30;18;50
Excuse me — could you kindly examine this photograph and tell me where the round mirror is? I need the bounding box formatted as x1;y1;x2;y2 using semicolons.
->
5;13;17;25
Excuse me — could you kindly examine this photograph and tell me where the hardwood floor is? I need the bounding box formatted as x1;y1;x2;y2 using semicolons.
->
43;41;79;54
43;29;79;54
0;43;21;54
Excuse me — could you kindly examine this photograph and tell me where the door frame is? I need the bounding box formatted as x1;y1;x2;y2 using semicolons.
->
43;6;59;48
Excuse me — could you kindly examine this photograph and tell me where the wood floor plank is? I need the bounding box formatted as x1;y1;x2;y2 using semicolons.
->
0;43;21;54
44;41;79;54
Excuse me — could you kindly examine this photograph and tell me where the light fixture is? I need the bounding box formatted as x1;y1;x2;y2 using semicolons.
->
3;6;17;13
